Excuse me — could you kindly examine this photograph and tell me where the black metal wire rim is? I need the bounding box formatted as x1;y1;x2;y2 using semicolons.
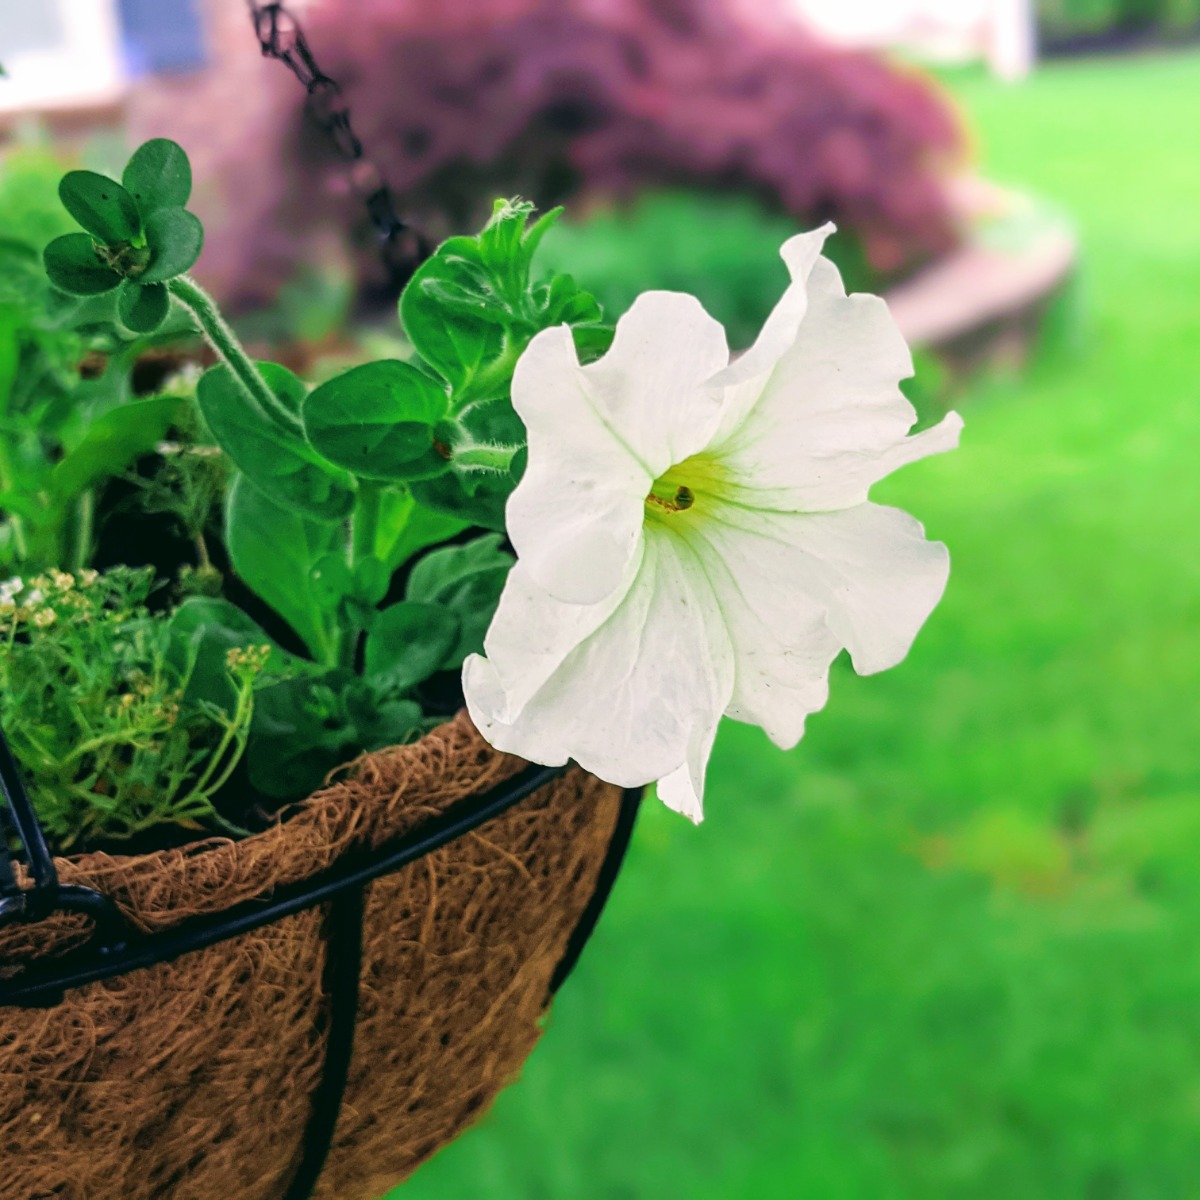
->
0;762;640;1008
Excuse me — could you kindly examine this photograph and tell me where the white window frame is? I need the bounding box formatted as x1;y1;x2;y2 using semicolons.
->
0;0;126;115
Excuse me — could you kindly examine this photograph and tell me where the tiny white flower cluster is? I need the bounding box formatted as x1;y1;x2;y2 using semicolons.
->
1;569;100;626
465;226;962;821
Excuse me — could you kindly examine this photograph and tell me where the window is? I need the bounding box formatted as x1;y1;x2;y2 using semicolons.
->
0;0;208;116
0;0;125;114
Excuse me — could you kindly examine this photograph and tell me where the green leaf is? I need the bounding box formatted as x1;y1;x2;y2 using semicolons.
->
140;207;203;283
116;280;169;332
122;138;192;215
400;248;507;394
246;671;426;800
571;321;615;362
521;205;564;264
49;395;179;501
58;171;141;244
198;362;354;523
302;360;452;482
409;471;508;531
349;693;428;754
0;307;19;416
247;671;359;799
309;553;354;613
363;601;461;692
406;533;514;668
43;233;121;295
226;474;342;661
166;597;305;712
353;556;391;607
375;491;469;573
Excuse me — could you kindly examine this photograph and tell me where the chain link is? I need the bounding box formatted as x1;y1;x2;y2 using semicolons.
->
244;0;430;288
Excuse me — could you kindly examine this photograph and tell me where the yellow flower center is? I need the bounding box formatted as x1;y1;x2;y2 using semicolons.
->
644;453;727;523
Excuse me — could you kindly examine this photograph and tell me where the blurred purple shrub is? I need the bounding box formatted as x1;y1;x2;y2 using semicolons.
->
131;0;965;310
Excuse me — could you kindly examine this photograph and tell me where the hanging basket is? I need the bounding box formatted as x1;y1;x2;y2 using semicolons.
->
0;713;638;1200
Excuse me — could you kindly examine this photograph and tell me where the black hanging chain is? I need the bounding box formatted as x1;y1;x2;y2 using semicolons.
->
244;0;431;287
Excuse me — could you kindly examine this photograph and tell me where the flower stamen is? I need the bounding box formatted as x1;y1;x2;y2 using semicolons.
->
646;483;695;514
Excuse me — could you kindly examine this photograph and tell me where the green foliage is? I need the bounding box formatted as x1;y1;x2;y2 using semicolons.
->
302;360;452;482
0;147;194;579
224;476;343;664
16;139;603;829
0;568;264;846
42;232;123;295
197;362;354;522
140;207;204;284
58;171;141;245
42;138;204;336
179;197;597;796
405;533;513;669
364;602;461;691
246;672;425;799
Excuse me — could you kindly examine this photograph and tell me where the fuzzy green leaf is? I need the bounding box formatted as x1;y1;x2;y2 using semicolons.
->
198;362;354;523
225;474;342;661
58;171;141;244
122;138;192;215
302;360;452;482
363;601;461;692
246;671;360;799
43;233;121;295
400;247;506;395
167;597;306;712
309;553;354;613
116;280;169;332
406;533;513;668
49;395;179;501
140;207;203;283
374;491;469;574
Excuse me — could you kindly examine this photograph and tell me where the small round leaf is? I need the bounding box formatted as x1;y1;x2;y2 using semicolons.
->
43;233;121;295
122;138;192;215
140;207;204;283
117;280;170;333
58;171;141;244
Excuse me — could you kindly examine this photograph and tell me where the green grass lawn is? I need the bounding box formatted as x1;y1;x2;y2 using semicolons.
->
397;52;1200;1199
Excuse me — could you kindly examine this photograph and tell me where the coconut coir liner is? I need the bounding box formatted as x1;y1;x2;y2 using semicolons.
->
0;712;624;1200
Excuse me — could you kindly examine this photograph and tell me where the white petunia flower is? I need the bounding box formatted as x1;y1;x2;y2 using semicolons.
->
464;225;963;821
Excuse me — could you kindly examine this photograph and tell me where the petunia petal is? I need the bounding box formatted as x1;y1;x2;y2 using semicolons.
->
507;324;650;604
676;508;841;750
583;292;730;477
464;527;734;805
707;222;835;395
655;716;720;823
710;255;962;513
690;499;950;682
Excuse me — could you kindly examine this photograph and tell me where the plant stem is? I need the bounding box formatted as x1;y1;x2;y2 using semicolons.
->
332;481;384;670
68;491;94;572
0;441;28;562
168;274;298;431
452;441;523;472
351;480;382;568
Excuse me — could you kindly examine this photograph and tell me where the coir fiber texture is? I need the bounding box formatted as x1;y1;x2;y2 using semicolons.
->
0;713;624;1199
